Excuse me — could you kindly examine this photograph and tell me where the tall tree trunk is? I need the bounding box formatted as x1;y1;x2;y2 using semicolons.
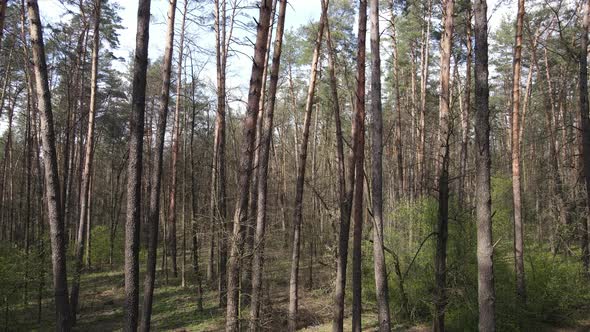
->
433;0;454;330
210;0;230;299
124;0;151;330
225;1;273;330
168;0;188;281
390;0;404;200
141;0;177;330
249;0;287;329
86;170;94;267
369;0;392;330
409;45;418;198
579;0;590;276
188;53;204;310
26;1;72;329
70;0;101;322
0;43;13;123
287;2;328;330
418;0;432;195
181;61;188;289
327;14;354;331
474;0;496;329
352;1;367;331
459;6;472;206
63;20;89;246
73;28;89;249
539;47;571;251
244;0;277;307
511;0;526;304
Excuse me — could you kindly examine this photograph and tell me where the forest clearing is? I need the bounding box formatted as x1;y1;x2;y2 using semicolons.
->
1;0;590;331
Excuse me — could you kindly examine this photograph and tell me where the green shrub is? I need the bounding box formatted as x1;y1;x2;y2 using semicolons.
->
372;179;590;330
88;225;124;268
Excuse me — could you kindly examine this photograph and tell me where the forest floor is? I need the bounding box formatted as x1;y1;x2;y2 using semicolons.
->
8;244;380;331
8;246;590;331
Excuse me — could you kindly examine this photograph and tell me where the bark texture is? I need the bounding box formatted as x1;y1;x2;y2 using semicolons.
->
511;0;527;304
124;0;151;329
249;0;288;329
474;0;497;329
433;0;454;330
352;1;367;331
141;1;177;330
225;1;272;330
369;0;392;330
579;0;590;276
26;1;72;329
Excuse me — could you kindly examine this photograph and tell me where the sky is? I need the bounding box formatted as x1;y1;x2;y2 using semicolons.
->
38;0;329;100
0;0;514;135
36;0;512;101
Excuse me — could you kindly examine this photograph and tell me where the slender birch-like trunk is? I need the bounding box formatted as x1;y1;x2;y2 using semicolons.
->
141;1;177;328
288;2;328;330
511;0;526;304
70;0;101;322
167;0;188;280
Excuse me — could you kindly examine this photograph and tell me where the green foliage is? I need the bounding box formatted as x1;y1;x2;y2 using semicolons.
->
0;237;51;325
364;181;590;330
526;251;590;325
383;197;438;323
88;225;124;268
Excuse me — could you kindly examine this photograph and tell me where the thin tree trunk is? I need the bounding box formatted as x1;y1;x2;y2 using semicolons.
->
62;22;89;244
352;1;367;331
578;0;590;276
474;0;496;329
26;1;71;329
0;45;14;122
210;0;230;299
124;0;151;329
70;0;101;322
141;0;176;330
86;169;94;268
369;0;392;329
188;53;204;310
511;0;526;304
168;0;188;280
289;64;301;173
249;0;287;329
244;0;277;307
459;6;472;206
181;60;188;289
390;0;404;200
539;47;571;250
288;2;328;330
418;0;432;195
433;0;454;330
225;1;273;330
327;13;353;331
